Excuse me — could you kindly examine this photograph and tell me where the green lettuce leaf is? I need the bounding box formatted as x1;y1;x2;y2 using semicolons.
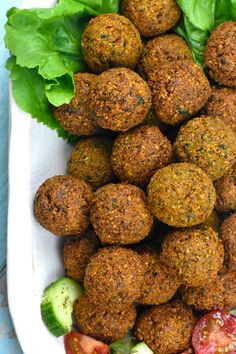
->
215;0;235;25
5;10;88;80
6;56;68;138
177;0;216;31
45;73;74;107
175;0;236;67
100;0;120;13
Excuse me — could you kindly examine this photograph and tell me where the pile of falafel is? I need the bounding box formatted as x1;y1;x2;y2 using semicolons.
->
34;1;236;353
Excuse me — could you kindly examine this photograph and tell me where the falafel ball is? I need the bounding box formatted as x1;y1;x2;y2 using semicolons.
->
204;86;236;133
160;225;224;286
81;14;142;74
147;163;216;227
137;247;180;305
203;210;222;232
84;247;145;305
90;183;153;245
137;34;192;79
67;136;114;189
121;0;181;37
53;73;98;136
148;61;211;125
219;213;236;271
135;300;196;354
34;176;93;236
181;269;236;311
111;125;172;187
174;115;236;180
214;163;236;212
63;228;100;281
74;294;137;343
91;68;152;132
204;21;236;87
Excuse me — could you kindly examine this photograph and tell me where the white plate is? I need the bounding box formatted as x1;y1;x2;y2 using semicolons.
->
7;1;73;353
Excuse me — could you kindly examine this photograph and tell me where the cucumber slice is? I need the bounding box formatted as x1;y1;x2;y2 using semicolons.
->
130;342;153;354
41;277;83;337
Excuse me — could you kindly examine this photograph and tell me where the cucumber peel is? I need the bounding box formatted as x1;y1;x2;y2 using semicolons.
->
41;277;83;337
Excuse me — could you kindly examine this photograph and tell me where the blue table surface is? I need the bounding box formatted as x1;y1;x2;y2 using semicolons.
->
1;0;23;352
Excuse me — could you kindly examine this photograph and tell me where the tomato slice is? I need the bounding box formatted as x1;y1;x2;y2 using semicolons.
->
192;311;236;354
64;331;109;354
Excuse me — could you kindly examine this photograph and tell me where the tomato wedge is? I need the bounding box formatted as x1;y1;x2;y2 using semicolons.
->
192;310;236;354
64;331;109;354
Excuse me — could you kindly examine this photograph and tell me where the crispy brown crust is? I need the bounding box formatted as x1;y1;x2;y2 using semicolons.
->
135;301;196;354
204;86;236;133
214;163;236;212
137;247;180;305
90;183;153;245
67;136;114;189
147;163;216;227
204;21;236;87
84;247;145;305
91;68;152;132
121;0;181;37
111;125;172;187
74;295;137;343
174;115;236;180
148;61;211;125
34;175;93;236
137;34;192;79
81;14;142;73
53;73;98;136
181;269;236;311
63;228;100;281
219;213;236;271
160;225;224;286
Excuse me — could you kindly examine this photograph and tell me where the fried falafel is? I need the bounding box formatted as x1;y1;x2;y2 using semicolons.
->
84;247;145;305
67;136;114;189
74;294;136;343
81;14;142;73
90;183;153;245
121;0;181;37
147;163;216;227
135;300;196;354
160;225;224;286
148;61;211;125
204;21;236;87
111;125;172;187
34;176;93;236
174;115;236;180
91;68;152;132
